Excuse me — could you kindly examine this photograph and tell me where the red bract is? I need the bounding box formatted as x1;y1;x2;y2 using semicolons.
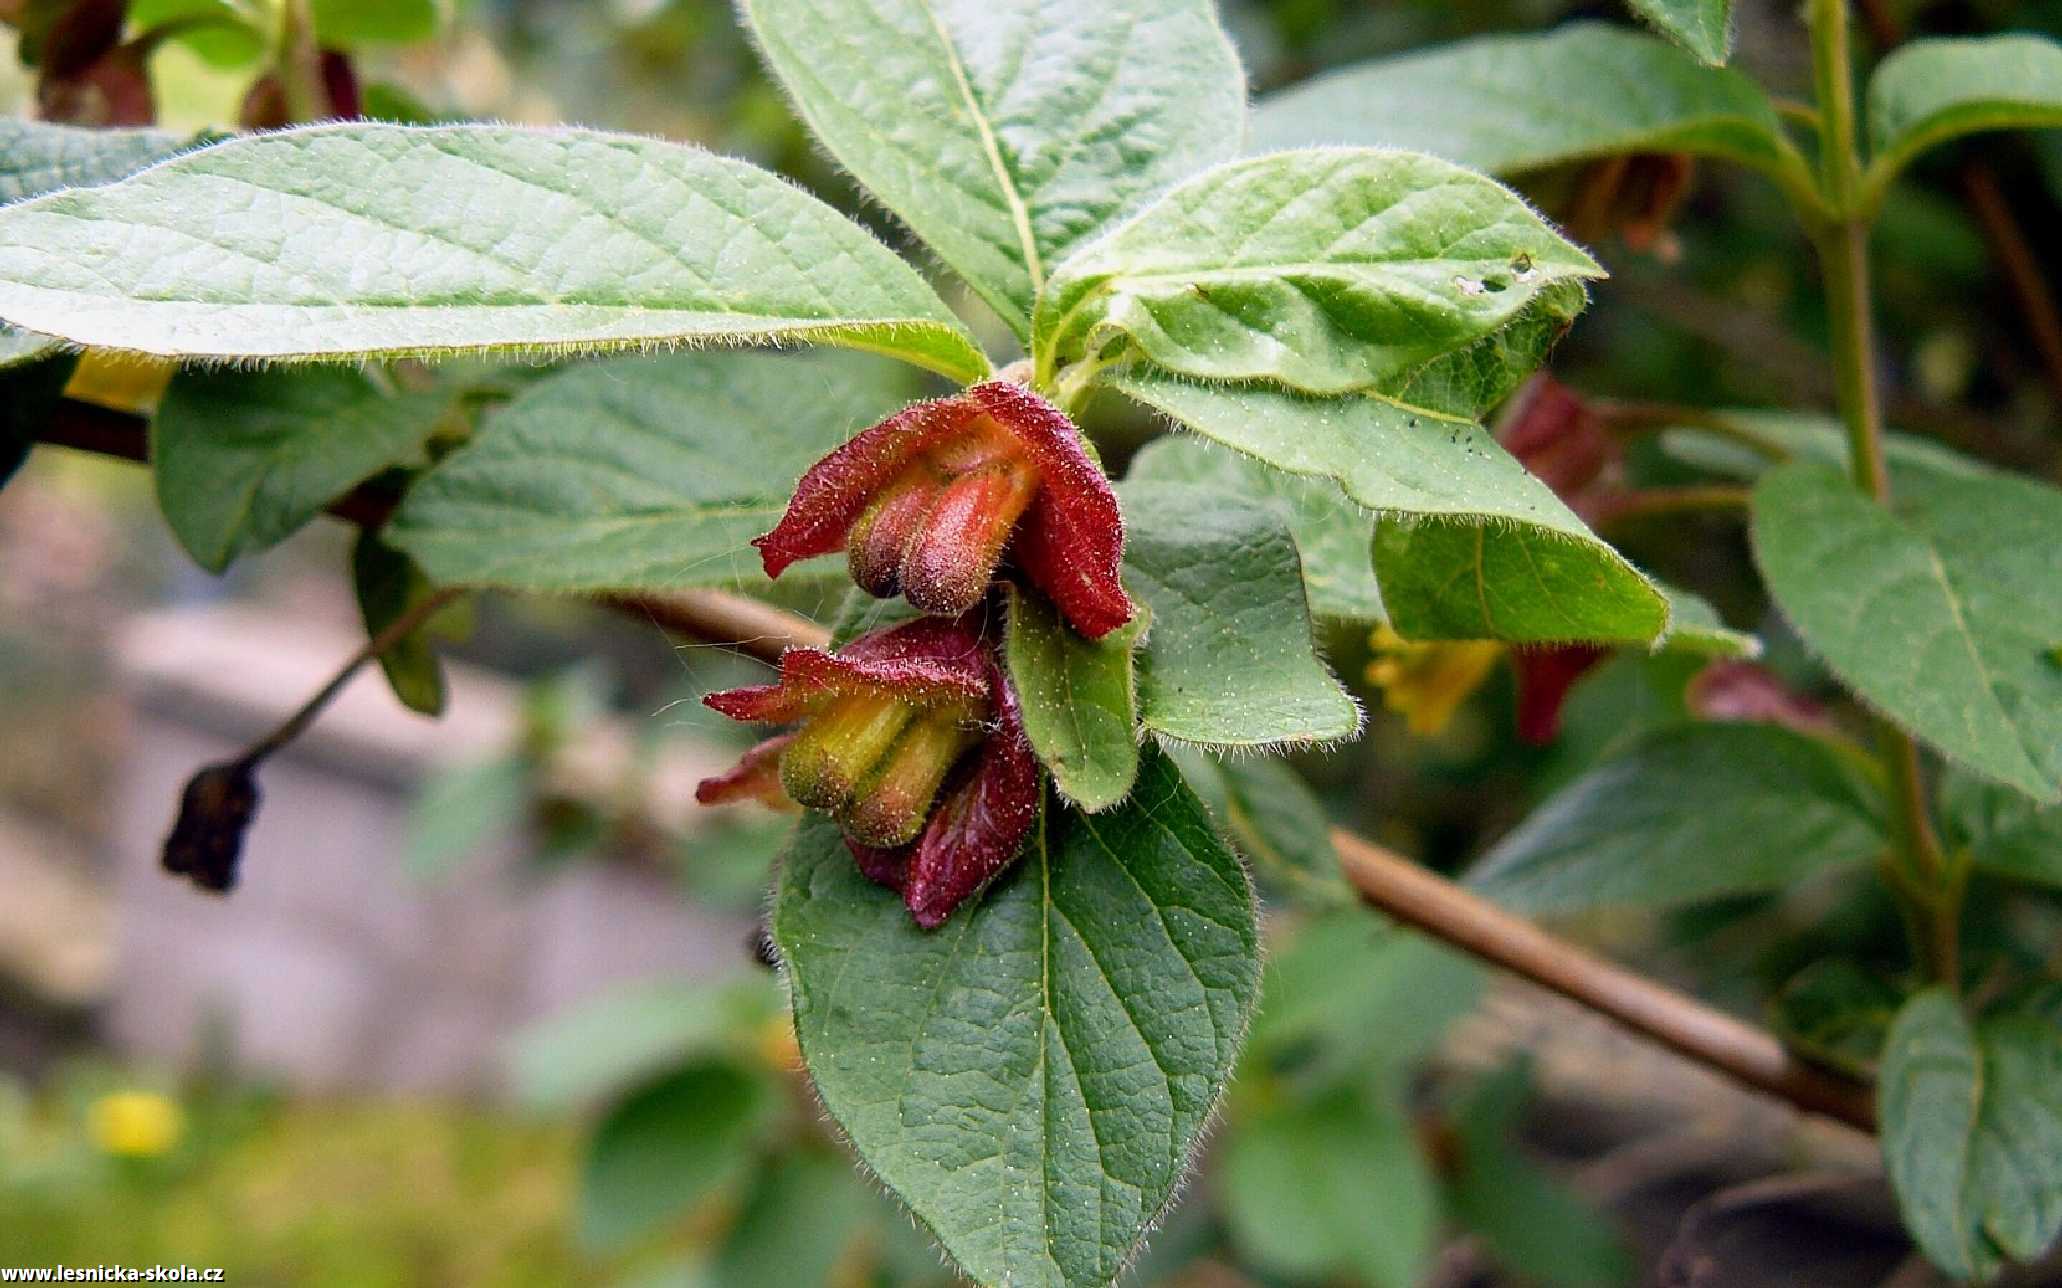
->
697;615;1039;929
1511;645;1611;745
754;382;1134;639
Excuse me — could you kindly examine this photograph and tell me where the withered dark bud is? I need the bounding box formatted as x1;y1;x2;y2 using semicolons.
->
161;759;261;893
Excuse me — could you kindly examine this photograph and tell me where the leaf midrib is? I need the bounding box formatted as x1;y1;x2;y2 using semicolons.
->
913;0;1044;295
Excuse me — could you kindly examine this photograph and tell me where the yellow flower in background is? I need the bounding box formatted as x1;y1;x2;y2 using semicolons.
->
1365;626;1505;736
86;1090;184;1158
61;351;175;414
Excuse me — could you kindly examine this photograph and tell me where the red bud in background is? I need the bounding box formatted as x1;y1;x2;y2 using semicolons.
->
1511;645;1610;745
1686;661;1837;737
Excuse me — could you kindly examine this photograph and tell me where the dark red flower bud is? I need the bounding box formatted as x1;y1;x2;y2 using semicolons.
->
1686;661;1837;737
1496;375;1619;514
1511;645;1610;745
698;615;1039;927
162;759;261;893
1563;153;1695;261
755;381;1133;639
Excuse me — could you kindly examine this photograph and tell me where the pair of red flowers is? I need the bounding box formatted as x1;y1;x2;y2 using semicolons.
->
695;381;1132;928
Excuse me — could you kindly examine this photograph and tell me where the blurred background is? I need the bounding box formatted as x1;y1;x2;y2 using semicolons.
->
3;0;2062;1283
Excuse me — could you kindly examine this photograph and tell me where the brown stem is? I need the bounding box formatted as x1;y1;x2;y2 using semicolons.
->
1589;484;1752;527
1960;162;2062;408
240;585;466;767
1331;829;1878;1133
31;400;1879;1130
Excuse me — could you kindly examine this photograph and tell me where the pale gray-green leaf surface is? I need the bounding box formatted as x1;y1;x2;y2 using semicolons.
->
0;124;988;381
774;750;1259;1288
1626;0;1733;65
1115;374;1666;642
153;367;452;572
388;350;916;592
1249;25;1801;183
1470;723;1887;913
743;0;1245;337
0;120;203;368
1039;149;1601;395
1003;584;1144;813
1866;35;2062;200
1881;989;2062;1280
1752;460;2062;803
1119;481;1360;747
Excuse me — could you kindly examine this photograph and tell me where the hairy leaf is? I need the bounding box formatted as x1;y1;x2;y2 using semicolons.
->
0;118;196;202
1627;0;1733;65
389;350;917;592
1469;723;1886;913
1249;25;1800;183
1039;150;1600;395
1003;585;1144;813
774;750;1259;1288
1752;461;2062;803
1126;434;1381;621
1119;480;1360;748
1114;375;1665;643
743;0;1244;337
153;367;451;572
0;124;988;382
1881;990;2062;1280
1867;35;2062;198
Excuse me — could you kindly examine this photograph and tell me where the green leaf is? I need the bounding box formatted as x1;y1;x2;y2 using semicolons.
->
1040;150;1601;395
1940;769;2062;892
1751;460;2062;803
1469;723;1887;914
742;0;1244;339
1394;279;1588;419
0;120;204;369
1;353;76;489
0;119;197;203
128;0;266;66
578;1061;775;1253
1003;585;1144;813
1866;36;2062;201
1627;0;1733;66
1110;374;1666;643
711;1151;874;1288
1119;481;1360;748
388;350;917;593
1248;24;1803;185
1658;581;1761;658
1881;989;2062;1280
504;978;780;1112
1769;959;1904;1080
0;124;988;383
1446;1061;1632;1288
1221;1083;1439;1288
1126;434;1381;621
1245;912;1481;1083
774;750;1259;1288
311;0;438;46
1215;757;1341;890
152;367;452;573
352;532;456;717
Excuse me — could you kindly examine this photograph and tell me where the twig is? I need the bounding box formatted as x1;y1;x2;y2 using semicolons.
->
1589;484;1752;526
31;400;1880;1130
240;586;466;767
1960;161;2062;408
1330;829;1877;1133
